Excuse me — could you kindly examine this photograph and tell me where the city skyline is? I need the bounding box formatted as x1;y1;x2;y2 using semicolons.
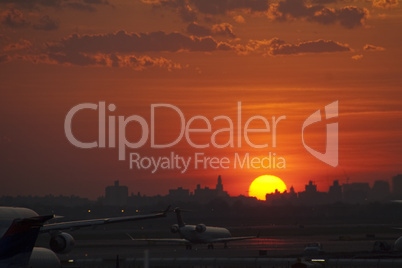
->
2;175;402;204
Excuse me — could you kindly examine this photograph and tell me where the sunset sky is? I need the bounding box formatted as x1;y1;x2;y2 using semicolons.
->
0;0;401;199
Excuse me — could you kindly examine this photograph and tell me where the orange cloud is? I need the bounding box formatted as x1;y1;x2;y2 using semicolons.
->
3;39;32;52
373;0;399;9
271;39;351;55
46;30;229;54
237;38;351;56
269;0;369;29
35;51;182;71
212;23;236;38
352;54;363;60
233;15;245;23
187;22;236;38
363;44;386;51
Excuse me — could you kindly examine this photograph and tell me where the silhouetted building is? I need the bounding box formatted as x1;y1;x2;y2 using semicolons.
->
288;186;297;199
393;174;402;198
216;175;223;192
370;180;390;202
168;187;190;200
305;181;317;192
194;175;229;203
104;180;128;206
328;180;342;203
298;181;327;205
266;186;297;206
343;182;370;204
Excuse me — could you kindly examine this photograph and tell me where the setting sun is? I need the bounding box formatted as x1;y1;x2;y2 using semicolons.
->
249;175;287;201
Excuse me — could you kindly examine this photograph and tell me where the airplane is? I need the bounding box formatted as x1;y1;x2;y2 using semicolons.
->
390;233;402;252
0;206;169;267
127;207;257;249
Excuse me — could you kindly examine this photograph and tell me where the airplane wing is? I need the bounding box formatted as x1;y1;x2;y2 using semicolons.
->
126;233;190;244
208;236;257;243
41;206;170;232
130;238;190;244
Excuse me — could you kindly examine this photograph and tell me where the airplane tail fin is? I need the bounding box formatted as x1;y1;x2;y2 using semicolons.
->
163;205;171;217
0;215;53;267
174;208;185;227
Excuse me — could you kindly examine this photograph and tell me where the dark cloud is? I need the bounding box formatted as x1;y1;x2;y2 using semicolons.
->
1;9;59;31
0;54;9;63
178;4;197;22
311;0;339;3
363;44;386;51
146;0;268;21
48;52;103;66
187;22;236;38
276;0;321;18
0;0;110;11
43;30;227;69
270;0;368;29
334;6;369;29
65;2;96;12
46;30;228;54
149;0;197;21
83;0;109;4
147;0;367;29
47;51;182;70
271;39;351;55
187;22;212;36
33;15;59;31
0;0;61;9
1;8;30;28
190;0;269;15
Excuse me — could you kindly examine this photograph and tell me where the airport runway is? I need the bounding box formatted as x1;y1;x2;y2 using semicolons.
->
60;236;378;259
38;224;402;267
56;235;400;266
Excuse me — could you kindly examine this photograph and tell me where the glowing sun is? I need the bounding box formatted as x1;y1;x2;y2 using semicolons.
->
249;175;287;200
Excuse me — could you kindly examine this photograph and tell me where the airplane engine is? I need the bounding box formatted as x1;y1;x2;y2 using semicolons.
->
171;224;180;233
49;232;75;254
395;236;402;251
195;223;206;233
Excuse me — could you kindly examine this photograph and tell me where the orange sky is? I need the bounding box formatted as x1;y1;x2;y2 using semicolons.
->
0;0;401;199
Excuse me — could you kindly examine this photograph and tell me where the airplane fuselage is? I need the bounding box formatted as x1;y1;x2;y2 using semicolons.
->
178;225;231;244
0;207;39;236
